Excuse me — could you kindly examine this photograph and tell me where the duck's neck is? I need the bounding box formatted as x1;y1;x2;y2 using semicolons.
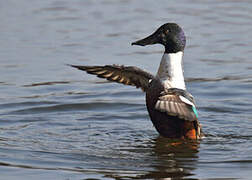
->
156;51;186;90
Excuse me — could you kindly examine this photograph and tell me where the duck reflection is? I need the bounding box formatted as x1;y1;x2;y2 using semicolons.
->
138;136;200;179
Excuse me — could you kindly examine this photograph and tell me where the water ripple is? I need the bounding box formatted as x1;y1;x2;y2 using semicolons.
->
10;102;143;115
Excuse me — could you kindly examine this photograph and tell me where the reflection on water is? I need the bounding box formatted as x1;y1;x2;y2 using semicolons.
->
138;137;199;179
1;0;252;179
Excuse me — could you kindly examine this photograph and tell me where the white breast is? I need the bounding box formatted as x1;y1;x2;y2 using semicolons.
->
156;51;186;90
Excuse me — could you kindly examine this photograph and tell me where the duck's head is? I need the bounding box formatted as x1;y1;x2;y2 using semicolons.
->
132;23;186;53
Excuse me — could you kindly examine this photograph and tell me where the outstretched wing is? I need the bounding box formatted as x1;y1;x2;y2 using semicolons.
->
155;88;198;121
69;64;154;92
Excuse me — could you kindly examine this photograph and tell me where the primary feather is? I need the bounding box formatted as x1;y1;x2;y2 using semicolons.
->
69;65;154;92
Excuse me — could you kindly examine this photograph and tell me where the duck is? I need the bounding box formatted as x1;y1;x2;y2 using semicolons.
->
70;23;202;140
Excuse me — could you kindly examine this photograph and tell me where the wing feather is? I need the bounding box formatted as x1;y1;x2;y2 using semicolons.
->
69;65;154;92
155;89;198;121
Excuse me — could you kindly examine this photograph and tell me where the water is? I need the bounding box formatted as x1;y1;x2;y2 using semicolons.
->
1;0;252;179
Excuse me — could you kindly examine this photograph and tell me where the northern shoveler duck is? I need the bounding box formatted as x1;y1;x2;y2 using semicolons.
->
70;23;202;140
